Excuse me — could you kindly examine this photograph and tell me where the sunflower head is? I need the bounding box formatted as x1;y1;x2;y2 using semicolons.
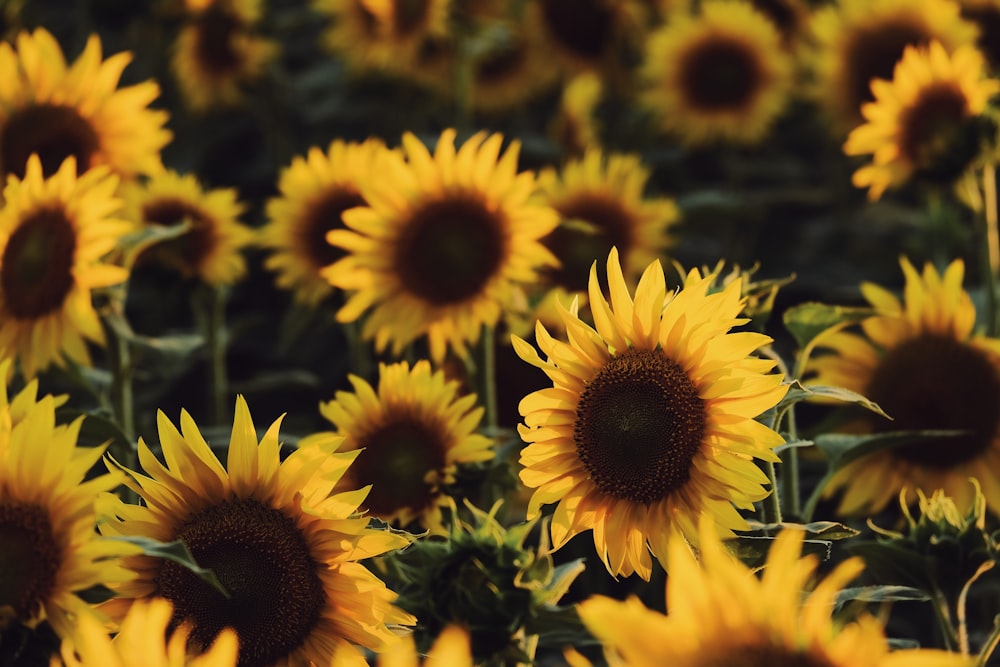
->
641;0;795;146
531;0;645;73
513;247;787;579
122;170;255;286
323;129;559;362
99;396;415;667
378;500;583;665
575;520;966;666
845;41;1000;201
307;359;494;532
0;27;170;181
0;155;129;379
549;71;604;157
809;0;979;135
808;257;1000;516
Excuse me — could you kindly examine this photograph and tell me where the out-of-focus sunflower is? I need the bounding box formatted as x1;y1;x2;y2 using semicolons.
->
57;597;238;667
0;27;170;181
323;129;559;362
122;170;255;286
313;0;452;73
527;0;645;73
808;258;1000;516
0;360;133;639
366;625;473;667
261;138;387;306
961;0;1000;72
306;360;494;532
170;0;279;112
0;156;129;379
747;0;810;50
549;71;604;157
641;1;794;146
100;396;415;667
844;41;999;201
573;523;967;667
808;0;978;135
513;248;787;579
468;18;563;114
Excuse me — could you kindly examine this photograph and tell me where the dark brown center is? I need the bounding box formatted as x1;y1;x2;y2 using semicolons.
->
898;83;979;184
299;189;366;270
0;502;61;620
544;195;634;293
1;104;100;179
158;498;326;667
1;207;76;319
844;21;929;117
680;37;762;112
540;0;614;61
394;195;506;306
865;334;1000;468
350;415;450;520
394;0;432;36
141;198;216;278
575;347;706;504
699;643;838;667
192;5;243;74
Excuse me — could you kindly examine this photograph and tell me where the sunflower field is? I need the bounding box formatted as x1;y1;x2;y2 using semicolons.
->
6;0;1000;665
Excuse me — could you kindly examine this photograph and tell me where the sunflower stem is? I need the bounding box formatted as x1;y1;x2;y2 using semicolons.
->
99;306;140;504
762;460;783;528
982;162;1000;336
959;561;995;656
975;616;1000;667
195;284;230;425
932;586;960;652
480;324;499;434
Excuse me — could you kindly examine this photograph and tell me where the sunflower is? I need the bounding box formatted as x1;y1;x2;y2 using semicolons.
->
262;138;388;306
641;1;794;146
537;148;679;295
574;523;967;667
313;0;452;73
808;258;1000;516
323;129;560;362
170;0;279;112
0;156;129;379
306;360;493;532
122;169;255;286
57;597;238;667
844;41;999;201
549;71;604;157
528;0;645;73
512;247;787;579
0;27;170;181
961;0;1000;72
99;396;415;667
0;360;134;639
808;0;978;135
747;0;810;51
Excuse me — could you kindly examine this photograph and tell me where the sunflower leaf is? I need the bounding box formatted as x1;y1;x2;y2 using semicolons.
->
782;302;875;349
814;430;973;469
108;536;230;598
118;220;191;270
833;585;932;614
745;520;860;540
732;535;832;569
776;380;890;420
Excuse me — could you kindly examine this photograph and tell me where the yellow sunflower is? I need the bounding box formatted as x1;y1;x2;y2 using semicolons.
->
808;0;978;135
171;0;279;112
122;169;255;286
99;396;415;667
57;597;238;667
641;1;794;146
549;71;604;157
313;0;452;73
844;41;999;201
0;360;134;639
333;625;473;667
323;129;560;362
808;258;1000;516
262;138;388;306
306;359;494;532
0;27;170;181
574;523;967;667
513;247;787;579
810;258;1000;514
528;0;646;73
0;155;129;379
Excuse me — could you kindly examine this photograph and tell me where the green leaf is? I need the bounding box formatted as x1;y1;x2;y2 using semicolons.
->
732;536;832;569
533;558;586;605
746;520;860;541
118;220;191;270
814;429;973;469
782;302;875;349
833;585;932;614
774;439;815;454
109;536;230;598
847;542;935;592
777;380;890;420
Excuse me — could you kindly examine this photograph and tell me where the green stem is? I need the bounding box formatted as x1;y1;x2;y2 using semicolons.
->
982;162;1000;336
101;313;135;448
479;325;499;434
932;586;960;653
975;616;1000;667
208;286;229;425
959;561;995;656
762;460;783;530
